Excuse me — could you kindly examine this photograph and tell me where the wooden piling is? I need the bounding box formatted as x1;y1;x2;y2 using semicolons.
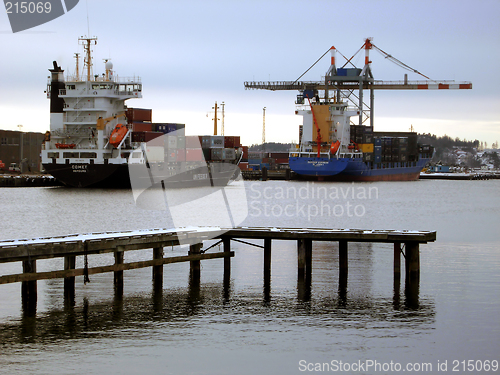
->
264;238;272;280
297;239;306;276
339;240;348;276
405;241;420;282
223;237;231;278
21;259;37;314
394;242;401;279
64;255;76;300
152;247;164;289
114;248;124;293
189;243;202;282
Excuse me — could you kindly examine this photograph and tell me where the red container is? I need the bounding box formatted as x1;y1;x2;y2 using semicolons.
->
234;136;241;147
127;108;152;123
239;162;249;171
144;131;163;143
186;148;203;161
242;146;249;160
176;149;186;162
275;158;289;164
224;136;235;148
186;135;200;148
132;122;152;132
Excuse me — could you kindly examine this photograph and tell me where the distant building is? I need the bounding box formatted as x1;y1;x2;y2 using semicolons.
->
0;130;45;172
428;165;450;173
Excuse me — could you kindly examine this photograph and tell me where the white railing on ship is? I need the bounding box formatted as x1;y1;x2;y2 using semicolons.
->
64;75;142;83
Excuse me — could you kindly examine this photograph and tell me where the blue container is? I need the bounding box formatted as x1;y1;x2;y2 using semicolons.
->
167;124;177;133
374;154;382;163
248;158;261;165
374;145;382;155
374;137;382;146
337;68;347;76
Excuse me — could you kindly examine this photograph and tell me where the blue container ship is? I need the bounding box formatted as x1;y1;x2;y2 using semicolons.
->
245;38;471;181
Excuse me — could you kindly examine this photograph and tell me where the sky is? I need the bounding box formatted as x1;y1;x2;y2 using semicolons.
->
0;0;499;147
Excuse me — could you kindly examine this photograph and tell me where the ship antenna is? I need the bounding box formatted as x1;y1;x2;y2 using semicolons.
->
86;0;90;37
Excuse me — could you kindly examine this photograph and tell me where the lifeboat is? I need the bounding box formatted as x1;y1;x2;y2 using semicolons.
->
109;124;128;148
330;140;340;154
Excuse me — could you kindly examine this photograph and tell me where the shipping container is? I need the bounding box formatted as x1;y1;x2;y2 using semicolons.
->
223;148;236;160
211;136;224;148
132;122;152;132
239;162;249;171
176;149;186;162
199;136;211;148
211;148;223;161
126;108;152;123
131;131;146;143
165;149;177;162
186;148;203;161
362;134;373;143
363;152;374;162
224;136;234;148
242;146;249;160
374;137;382;146
185;136;200;148
374;145;382;154
202;148;211;161
358;143;374;153
144;131;163;143
248;158;261;165
144;146;164;162
177;136;185;149
374;154;382;163
165;135;177;149
233;136;241;147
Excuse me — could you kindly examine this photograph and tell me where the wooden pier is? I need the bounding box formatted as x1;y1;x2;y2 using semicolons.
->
0;227;436;313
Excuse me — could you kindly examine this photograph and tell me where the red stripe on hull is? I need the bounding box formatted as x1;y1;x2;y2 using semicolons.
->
298;171;421;182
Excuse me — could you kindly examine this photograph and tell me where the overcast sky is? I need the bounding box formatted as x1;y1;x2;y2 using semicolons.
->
1;0;499;146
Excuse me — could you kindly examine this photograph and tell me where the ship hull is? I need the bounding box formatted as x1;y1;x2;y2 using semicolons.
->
291;156;430;182
42;161;240;188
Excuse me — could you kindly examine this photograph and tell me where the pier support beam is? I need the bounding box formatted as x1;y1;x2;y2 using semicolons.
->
264;238;272;301
21;259;37;315
152;247;164;290
339;240;348;281
405;241;420;282
64;255;76;301
189;243;202;282
114;248;124;296
297;238;312;278
223;237;231;301
394;242;401;279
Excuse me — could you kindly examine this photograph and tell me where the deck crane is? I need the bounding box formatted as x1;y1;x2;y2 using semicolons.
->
244;38;472;130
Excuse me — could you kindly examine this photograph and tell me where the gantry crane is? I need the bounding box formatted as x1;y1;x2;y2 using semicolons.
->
244;38;472;128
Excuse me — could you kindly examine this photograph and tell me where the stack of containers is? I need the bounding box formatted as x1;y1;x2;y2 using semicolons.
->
382;137;393;162
128;108;153;142
373;136;382;163
398;137;409;162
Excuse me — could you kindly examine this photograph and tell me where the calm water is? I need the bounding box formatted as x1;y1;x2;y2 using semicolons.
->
0;180;499;374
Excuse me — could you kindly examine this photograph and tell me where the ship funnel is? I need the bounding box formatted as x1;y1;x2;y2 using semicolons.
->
48;61;65;114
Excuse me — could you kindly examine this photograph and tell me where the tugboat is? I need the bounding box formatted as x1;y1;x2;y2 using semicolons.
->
41;36;242;188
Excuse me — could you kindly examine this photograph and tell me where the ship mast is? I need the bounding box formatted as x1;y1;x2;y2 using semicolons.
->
79;36;97;81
